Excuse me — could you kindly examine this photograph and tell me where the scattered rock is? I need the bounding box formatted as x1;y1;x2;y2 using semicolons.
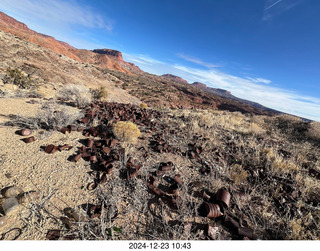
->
2;197;20;216
4;187;24;198
17;191;40;204
0;216;6;226
18;129;32;136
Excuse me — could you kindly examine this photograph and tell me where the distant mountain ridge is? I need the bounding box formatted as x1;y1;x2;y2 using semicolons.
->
161;74;189;84
0;11;142;73
191;81;280;113
0;11;287;117
191;82;232;97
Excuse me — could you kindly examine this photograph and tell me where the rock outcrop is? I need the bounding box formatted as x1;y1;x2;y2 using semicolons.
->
162;74;189;84
191;82;232;97
93;49;124;61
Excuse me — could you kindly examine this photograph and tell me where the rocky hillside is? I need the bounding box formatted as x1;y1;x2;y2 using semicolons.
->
0;30;141;105
0;11;141;74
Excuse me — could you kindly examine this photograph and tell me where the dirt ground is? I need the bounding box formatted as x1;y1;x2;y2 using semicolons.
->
0;98;98;239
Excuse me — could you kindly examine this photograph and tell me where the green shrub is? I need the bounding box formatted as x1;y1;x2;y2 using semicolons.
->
4;68;39;89
90;86;108;100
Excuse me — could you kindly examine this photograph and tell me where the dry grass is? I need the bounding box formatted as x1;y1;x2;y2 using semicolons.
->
140;102;148;109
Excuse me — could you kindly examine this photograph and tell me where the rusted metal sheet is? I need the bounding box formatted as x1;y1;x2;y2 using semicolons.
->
45;144;58;154
238;226;255;239
22;136;35;143
204;202;223;218
72;153;82;162
173;174;183;186
58;144;72;151
99;173;107;184
216;188;231;208
68;125;77;131
86;139;94;148
60;127;70;134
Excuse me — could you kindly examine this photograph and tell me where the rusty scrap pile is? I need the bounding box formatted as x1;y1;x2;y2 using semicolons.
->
42;102;163;190
16;101;258;240
145;166;256;240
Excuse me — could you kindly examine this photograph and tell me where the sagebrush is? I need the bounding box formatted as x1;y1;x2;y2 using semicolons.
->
113;121;141;143
56;84;91;107
5;101;83;130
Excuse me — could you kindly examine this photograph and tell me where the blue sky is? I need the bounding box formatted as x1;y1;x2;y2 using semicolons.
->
1;0;320;121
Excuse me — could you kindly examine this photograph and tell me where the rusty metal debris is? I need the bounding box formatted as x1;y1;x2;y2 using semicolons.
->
99;173;107;184
68;124;77;131
238;226;255;239
46;230;61;240
60;127;70;134
87;182;97;191
200;190;211;200
22;136;35;143
72;153;82;162
45;144;58;154
173;174;183;186
86;139;94;148
168;183;179;195
216;188;231;208
204;202;223;218
58;144;73;151
89;155;98;163
224;214;240;230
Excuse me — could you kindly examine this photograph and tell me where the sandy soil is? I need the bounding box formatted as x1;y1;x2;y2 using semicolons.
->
0;98;99;239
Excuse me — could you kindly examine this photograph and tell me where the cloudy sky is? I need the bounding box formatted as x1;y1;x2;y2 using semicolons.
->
1;0;320;121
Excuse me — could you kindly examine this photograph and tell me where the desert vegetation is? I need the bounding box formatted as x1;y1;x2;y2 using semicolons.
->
1;95;319;240
5;100;83;130
55;84;92;107
90;86;108;101
4;67;39;90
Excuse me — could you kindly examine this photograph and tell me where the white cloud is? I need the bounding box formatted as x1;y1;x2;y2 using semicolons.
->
0;0;113;31
123;53;165;65
177;53;222;68
262;0;303;21
264;0;283;11
246;77;272;84
123;53;320;121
